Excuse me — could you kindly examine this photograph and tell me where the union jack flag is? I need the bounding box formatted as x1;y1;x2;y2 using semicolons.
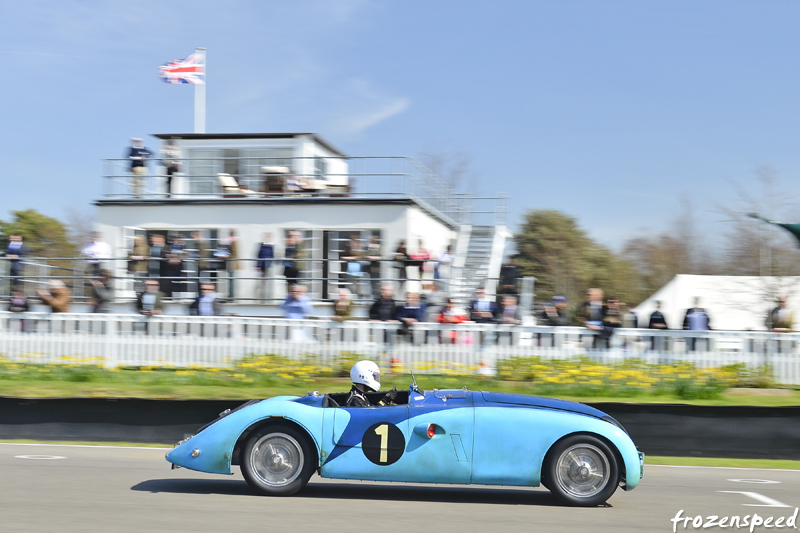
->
158;52;205;85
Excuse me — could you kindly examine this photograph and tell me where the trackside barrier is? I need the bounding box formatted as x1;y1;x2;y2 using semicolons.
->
0;312;798;385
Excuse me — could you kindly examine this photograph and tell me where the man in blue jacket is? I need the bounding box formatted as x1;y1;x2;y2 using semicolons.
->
396;292;427;344
255;232;274;300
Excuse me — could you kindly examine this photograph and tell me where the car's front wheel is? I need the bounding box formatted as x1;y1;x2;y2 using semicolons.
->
241;425;315;496
545;435;619;506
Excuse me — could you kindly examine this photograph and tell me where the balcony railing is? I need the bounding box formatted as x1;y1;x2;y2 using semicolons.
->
100;156;508;226
1;312;798;385
0;256;486;304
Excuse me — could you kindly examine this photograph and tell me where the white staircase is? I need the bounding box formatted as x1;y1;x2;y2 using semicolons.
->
449;224;511;304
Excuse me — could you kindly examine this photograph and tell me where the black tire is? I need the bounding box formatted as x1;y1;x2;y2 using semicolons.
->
544;435;619;506
240;424;315;496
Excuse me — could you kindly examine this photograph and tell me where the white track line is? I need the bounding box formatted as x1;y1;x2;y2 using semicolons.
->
0;442;171;451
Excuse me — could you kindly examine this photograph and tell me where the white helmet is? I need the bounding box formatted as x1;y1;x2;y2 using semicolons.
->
351;360;381;392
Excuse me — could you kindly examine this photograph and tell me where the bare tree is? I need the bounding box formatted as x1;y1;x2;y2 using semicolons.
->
417;146;474;192
64;206;97;251
621;196;719;297
712;166;800;314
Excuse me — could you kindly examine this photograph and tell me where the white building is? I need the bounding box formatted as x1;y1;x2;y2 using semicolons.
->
634;274;800;331
95;133;510;315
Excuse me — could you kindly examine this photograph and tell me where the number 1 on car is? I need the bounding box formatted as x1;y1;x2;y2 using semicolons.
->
374;424;389;463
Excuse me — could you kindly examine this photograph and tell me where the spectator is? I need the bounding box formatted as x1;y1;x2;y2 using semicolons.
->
682;297;711;351
469;287;499;323
622;302;638;328
393;240;408;295
37;280;72;313
136;280;164;316
766;296;794;333
648;300;670;351
435;244;454;291
8;287;29;313
187;230;212;284
148;234;167;290
649;301;669;330
601;295;623;345
369;284;398;322
210;237;231;287
497;295;521;345
438;298;469;344
331;288;354;322
159;140;182;197
470;287;500;345
541;295;570;327
292;231;309;282
340;233;366;296
580;288;606;348
5;233;27;289
580;288;605;327
424;282;448;323
255;232;274;301
281;284;313;319
499;295;521;325
365;234;383;299
396;292;426;342
190;283;222;316
128;235;149;292
81;231;112;277
498;257;521;296
127;138;151;197
226;229;239;298
164;235;187;297
89;269;113;313
8;287;29;332
282;233;300;286
409;239;431;285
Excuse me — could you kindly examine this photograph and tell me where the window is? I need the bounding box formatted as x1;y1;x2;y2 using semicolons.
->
187;149;219;194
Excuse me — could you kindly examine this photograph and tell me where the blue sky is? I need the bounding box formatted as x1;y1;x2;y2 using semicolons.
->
3;0;800;250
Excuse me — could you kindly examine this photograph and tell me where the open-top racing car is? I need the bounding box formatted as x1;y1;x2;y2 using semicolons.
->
166;376;643;506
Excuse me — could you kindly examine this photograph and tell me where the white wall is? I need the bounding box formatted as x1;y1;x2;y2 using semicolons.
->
96;200;456;299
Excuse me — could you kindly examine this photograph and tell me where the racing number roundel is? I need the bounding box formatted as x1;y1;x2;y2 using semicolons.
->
362;422;404;465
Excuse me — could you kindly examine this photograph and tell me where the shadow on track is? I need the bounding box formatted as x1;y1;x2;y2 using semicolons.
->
132;478;569;506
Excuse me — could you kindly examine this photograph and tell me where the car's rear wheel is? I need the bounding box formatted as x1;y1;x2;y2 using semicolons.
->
545;435;619;506
241;425;314;496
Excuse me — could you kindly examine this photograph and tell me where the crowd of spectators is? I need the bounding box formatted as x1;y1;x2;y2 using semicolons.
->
6;228;796;349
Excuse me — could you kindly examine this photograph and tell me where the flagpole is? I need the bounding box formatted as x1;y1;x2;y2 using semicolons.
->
195;46;206;133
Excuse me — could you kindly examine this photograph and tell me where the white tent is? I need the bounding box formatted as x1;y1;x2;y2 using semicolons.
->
633;274;800;331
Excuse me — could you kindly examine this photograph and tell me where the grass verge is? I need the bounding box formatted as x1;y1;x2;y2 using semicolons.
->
646;455;800;470
0;377;798;406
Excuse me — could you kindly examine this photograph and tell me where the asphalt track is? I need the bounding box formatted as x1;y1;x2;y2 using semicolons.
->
2;443;799;533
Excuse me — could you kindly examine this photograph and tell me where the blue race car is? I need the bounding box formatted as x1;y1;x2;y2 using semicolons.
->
166;378;644;507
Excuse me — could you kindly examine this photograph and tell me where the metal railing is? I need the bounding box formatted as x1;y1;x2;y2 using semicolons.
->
0;256;497;305
1;312;798;384
101;156;507;227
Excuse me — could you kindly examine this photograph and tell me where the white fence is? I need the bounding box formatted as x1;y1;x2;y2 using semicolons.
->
1;311;799;384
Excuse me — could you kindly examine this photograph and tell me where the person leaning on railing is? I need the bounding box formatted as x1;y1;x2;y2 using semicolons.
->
137;280;164;317
36;280;72;313
438;298;468;344
127;235;150;293
331;288;354;322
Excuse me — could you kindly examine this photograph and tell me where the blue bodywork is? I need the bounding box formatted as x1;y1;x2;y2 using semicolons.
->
166;388;643;491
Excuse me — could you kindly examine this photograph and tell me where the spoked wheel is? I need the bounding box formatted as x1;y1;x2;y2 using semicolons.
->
545;435;619;506
241;425;315;496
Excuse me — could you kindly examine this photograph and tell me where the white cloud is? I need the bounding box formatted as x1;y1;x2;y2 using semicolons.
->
335;94;411;136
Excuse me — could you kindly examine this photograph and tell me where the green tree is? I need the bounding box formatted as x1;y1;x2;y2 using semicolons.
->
514;210;644;317
0;209;79;258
